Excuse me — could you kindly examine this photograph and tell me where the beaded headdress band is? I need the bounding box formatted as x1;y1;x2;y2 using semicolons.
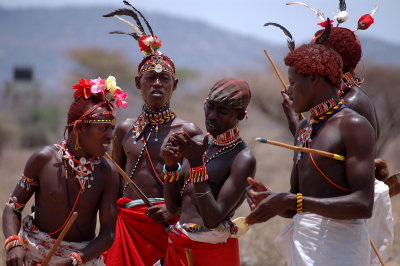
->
103;1;176;77
66;76;127;129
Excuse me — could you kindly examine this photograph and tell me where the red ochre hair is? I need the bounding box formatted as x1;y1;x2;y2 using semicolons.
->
284;43;343;86
314;27;361;73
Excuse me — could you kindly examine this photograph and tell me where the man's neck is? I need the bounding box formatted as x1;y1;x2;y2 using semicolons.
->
142;103;171;115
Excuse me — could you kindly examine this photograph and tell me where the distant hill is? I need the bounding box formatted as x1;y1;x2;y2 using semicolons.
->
1;7;399;90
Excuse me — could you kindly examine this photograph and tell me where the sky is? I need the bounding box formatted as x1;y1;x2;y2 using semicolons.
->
1;0;399;46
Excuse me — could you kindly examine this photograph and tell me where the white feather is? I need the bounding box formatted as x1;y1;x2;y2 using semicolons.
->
286;1;325;21
114;15;143;36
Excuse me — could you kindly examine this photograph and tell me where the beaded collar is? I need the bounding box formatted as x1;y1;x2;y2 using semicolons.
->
133;106;176;140
211;123;240;146
297;98;344;147
55;140;101;191
339;72;362;97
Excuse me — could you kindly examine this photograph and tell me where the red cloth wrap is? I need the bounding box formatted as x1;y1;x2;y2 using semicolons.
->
164;225;240;266
104;197;178;266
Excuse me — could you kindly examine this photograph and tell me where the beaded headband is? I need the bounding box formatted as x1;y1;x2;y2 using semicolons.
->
103;1;176;77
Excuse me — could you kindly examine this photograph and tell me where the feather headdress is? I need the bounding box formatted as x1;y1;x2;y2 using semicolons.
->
264;22;295;51
104;1;175;76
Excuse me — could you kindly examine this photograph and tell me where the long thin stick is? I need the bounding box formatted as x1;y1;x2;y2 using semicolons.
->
264;50;305;119
104;152;171;231
370;237;386;266
42;212;78;266
185;248;194;266
104;152;152;207
256;138;345;161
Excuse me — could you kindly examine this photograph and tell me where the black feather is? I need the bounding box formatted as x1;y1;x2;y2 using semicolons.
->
109;31;140;40
339;0;346;12
264;22;295;51
103;8;145;34
315;18;331;45
123;1;154;36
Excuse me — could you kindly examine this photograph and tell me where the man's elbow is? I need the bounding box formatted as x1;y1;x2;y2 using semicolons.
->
359;200;373;219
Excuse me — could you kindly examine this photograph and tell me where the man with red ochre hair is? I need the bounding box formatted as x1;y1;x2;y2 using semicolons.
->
2;76;125;265
102;4;203;266
280;27;394;265
247;43;375;265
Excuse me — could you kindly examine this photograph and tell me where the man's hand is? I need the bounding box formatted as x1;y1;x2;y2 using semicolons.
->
168;132;208;166
144;204;175;224
281;91;300;137
246;177;270;210
375;158;389;181
162;143;183;169
6;246;27;266
246;191;292;225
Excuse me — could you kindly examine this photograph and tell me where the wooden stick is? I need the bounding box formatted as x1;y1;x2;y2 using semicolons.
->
370;237;386;266
264;50;305;119
383;172;400;198
41;212;78;266
256;138;345;161
104;152;152;207
104;152;171;230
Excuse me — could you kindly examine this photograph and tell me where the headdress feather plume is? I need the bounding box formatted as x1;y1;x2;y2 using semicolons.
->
315;18;331;44
286;1;325;22
122;0;154;37
339;0;346;12
264;22;295;51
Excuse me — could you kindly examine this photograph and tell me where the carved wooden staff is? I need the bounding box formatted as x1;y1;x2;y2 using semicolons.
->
264;49;305;119
41;212;78;266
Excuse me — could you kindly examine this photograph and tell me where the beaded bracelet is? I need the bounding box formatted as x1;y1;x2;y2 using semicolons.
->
4;235;24;253
5;195;26;213
189;165;208;183
296;193;303;213
163;163;181;182
70;252;83;265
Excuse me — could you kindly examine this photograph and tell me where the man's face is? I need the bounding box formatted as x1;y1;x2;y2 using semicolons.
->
136;70;177;109
287;66;315;113
204;100;239;136
79;107;115;157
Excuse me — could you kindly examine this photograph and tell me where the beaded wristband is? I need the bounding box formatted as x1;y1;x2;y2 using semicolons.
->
4;235;24;253
296;193;303;213
70;252;83;265
163;163;181;182
189;165;208;183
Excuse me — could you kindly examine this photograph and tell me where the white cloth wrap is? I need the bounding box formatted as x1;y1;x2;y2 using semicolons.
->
291;212;370;266
367;180;394;265
20;214;105;265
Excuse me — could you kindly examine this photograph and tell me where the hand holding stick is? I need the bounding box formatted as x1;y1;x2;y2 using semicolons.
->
41;212;78;266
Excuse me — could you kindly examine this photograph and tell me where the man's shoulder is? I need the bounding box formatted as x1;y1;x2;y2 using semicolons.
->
30;145;58;163
173;117;203;136
115;117;135;136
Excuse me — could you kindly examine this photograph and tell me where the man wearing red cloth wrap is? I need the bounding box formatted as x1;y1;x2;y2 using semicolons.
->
102;3;202;265
162;78;256;266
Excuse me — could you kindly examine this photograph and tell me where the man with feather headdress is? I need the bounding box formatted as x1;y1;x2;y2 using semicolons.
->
102;2;202;265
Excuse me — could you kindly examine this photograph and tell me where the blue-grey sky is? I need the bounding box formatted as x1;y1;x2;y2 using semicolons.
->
1;0;399;46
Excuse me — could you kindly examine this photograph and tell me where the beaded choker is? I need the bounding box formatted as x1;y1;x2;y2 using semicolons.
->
339;72;362;97
55;140;100;191
297;99;344;147
133;107;176;140
211;124;240;146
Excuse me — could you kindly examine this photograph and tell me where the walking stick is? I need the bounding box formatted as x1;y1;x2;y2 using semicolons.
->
41;212;78;266
256;138;345;161
264;49;305;119
104;152;171;230
184;248;194;266
370;237;386;266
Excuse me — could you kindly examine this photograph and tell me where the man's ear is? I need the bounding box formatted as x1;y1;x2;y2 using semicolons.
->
310;74;320;87
173;78;179;91
237;109;246;120
135;76;141;91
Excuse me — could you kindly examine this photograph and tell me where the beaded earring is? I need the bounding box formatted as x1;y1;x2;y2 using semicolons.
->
74;128;82;150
